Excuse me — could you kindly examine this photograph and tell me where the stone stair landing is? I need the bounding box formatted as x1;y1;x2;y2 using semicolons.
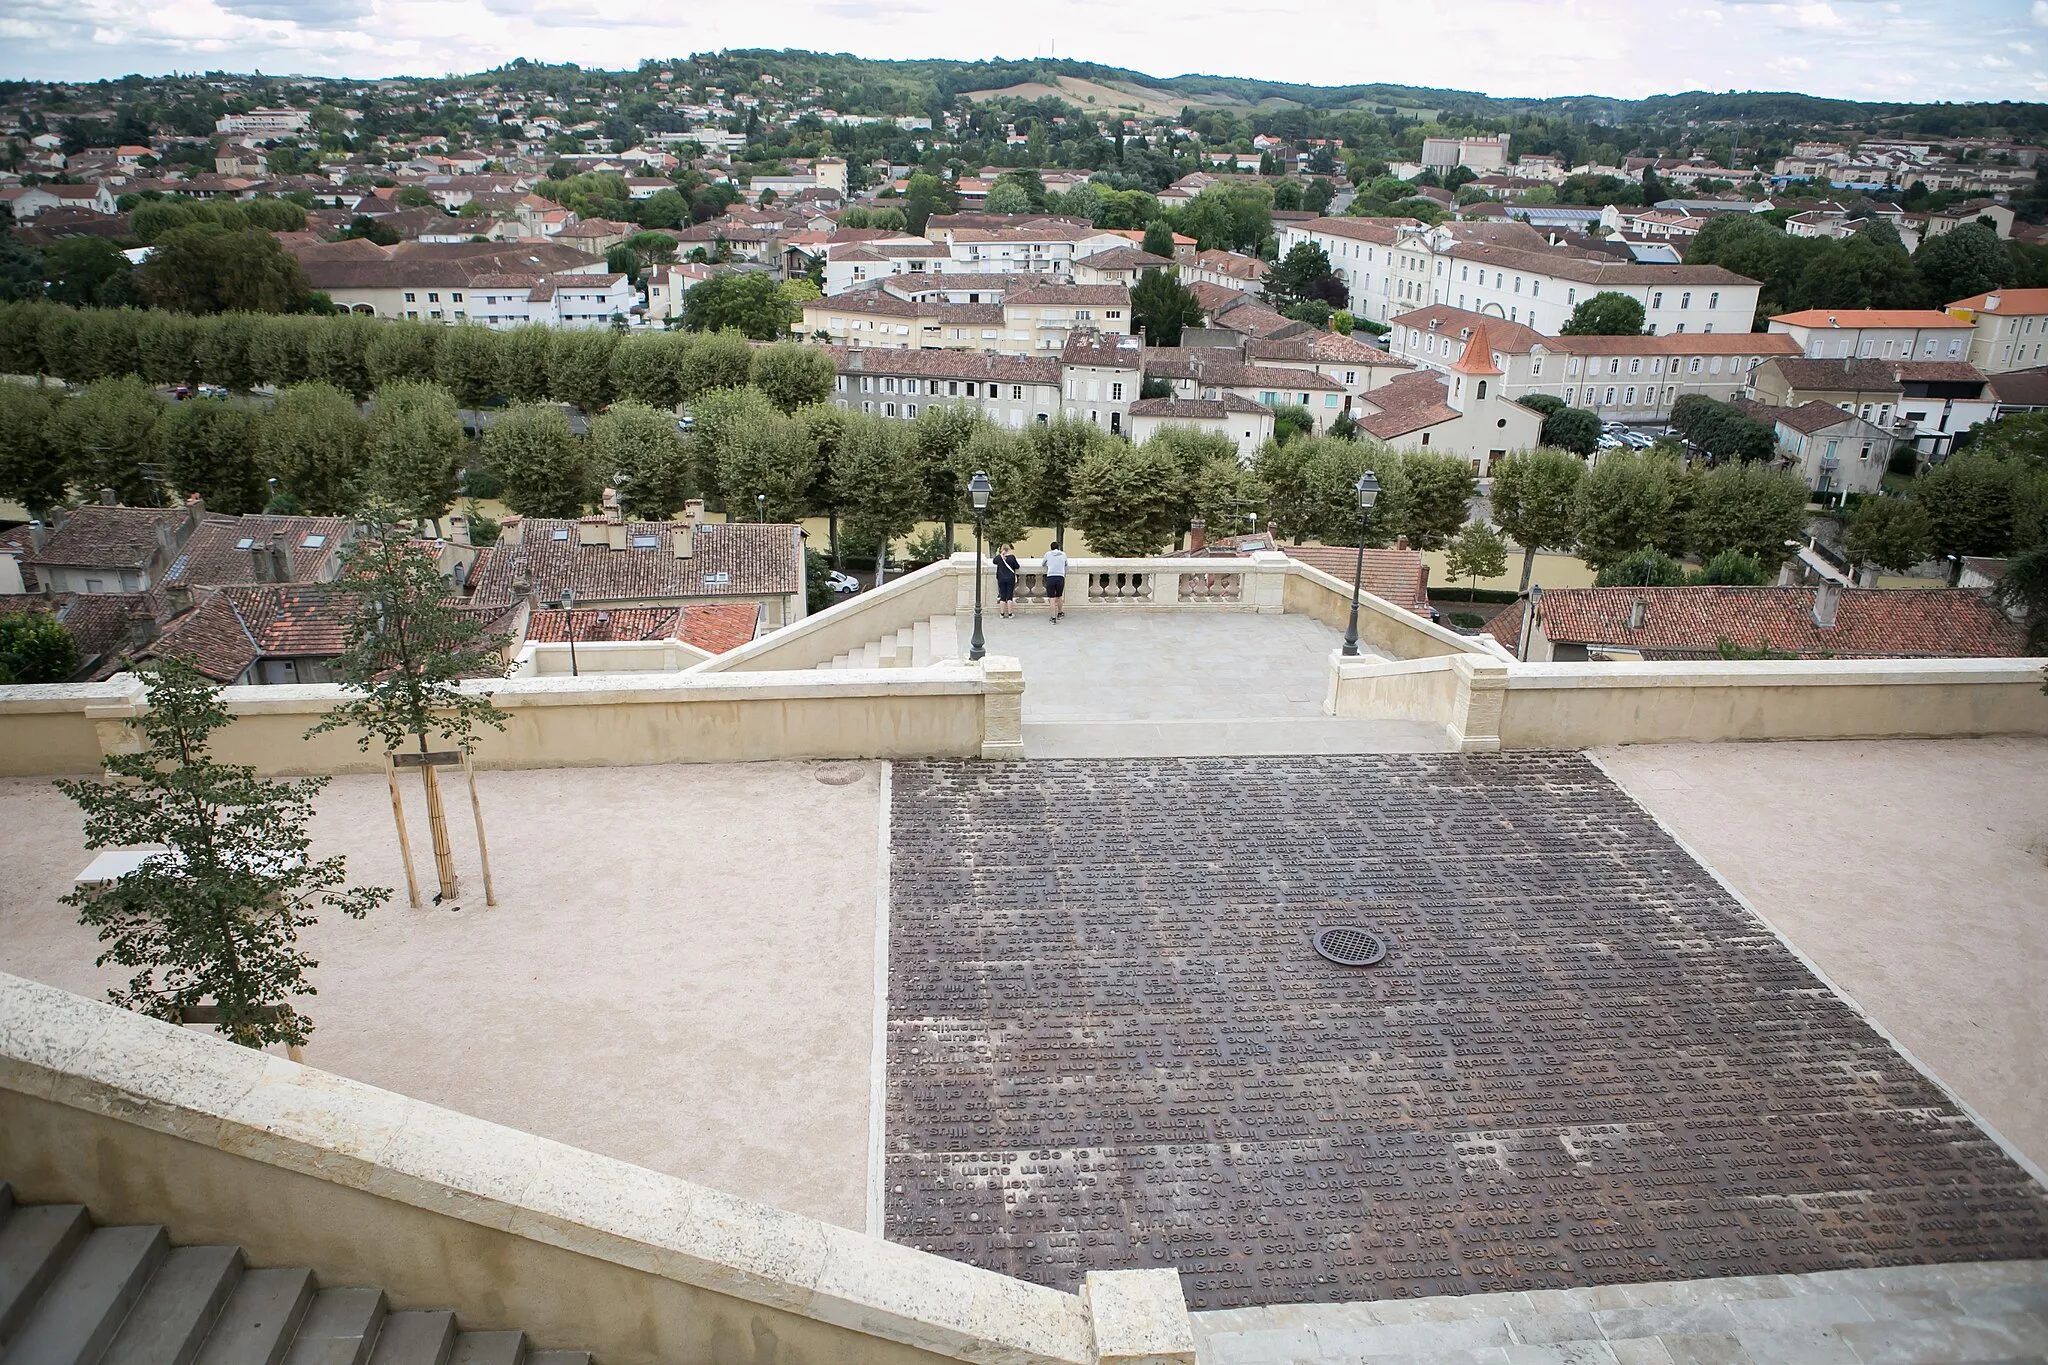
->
1193;1259;2048;1365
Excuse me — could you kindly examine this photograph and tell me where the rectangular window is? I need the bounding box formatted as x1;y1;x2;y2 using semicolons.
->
428;292;440;302
404;292;417;302
1012;386;1023;400
1625;386;1636;404
1111;383;1124;400
884;402;897;417
451;292;463;303
1629;359;1641;374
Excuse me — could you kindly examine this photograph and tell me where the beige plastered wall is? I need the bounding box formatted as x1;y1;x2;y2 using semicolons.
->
0;973;1117;1365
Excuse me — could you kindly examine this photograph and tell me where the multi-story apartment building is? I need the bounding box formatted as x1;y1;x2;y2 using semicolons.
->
1766;309;1976;362
803;281;1129;356
213;107;310;135
1389;305;1802;420
293;239;634;328
1275;218;1761;333
1947;289;2048;373
828;348;1064;428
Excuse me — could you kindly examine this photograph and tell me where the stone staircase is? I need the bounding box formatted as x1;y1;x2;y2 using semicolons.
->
0;1184;588;1365
815;614;963;671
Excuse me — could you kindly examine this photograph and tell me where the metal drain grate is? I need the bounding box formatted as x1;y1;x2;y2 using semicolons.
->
1313;926;1388;967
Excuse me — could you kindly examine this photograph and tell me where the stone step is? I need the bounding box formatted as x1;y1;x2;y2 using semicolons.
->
876;631;900;667
0;1203;91;1345
446;1329;524;1365
911;619;932;667
103;1246;243;1365
860;641;879;668
893;627;916;667
927;615;959;662
282;1287;387;1365
194;1266;315;1365
365;1311;455;1365
1019;716;1455;759
7;1223;168;1365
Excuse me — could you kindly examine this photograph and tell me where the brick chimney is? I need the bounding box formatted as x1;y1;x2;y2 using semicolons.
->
1626;597;1647;631
672;524;694;559
28;520;46;555
1395;535;1411;551
268;537;294;582
1813;580;1842;629
684;498;706;526
602;487;624;524
1188;516;1206;553
100;487;117;506
249;542;271;582
499;515;522;549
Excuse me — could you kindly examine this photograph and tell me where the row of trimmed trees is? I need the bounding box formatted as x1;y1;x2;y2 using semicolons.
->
0;301;833;411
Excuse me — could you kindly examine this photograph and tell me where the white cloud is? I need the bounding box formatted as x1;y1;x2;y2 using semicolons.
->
2035;0;2048;25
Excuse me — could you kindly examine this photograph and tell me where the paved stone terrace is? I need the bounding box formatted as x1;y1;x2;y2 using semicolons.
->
882;755;2048;1311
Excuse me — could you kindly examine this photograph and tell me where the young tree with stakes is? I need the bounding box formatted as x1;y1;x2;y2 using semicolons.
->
309;515;511;907
59;656;388;1050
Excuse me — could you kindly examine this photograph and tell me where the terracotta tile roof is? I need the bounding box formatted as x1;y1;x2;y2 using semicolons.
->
1060;331;1143;368
1354;371;1458;439
1503;585;2023;659
1292;216;1420;244
1447;240;1758;287
1763;357;1904;393
1192;288;1302;339
1770;309;1972;330
1392;305;1548;354
1128;394;1270;418
144;589;263;682
162;515;353;589
677;601;765;653
1076;246;1173;271
1450;324;1503;376
30;505;190;570
831;347;1061;384
1988;365;2048;407
527;605;681;642
1949;288;2048;315
469;519;799;608
1244;332;1410;367
1893;361;1989;385
291;239;604;290
1139;350;1344;390
1278;544;1432;614
0;592;161;675
1761;400;1872;435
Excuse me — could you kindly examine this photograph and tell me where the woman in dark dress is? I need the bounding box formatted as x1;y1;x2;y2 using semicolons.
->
993;545;1022;618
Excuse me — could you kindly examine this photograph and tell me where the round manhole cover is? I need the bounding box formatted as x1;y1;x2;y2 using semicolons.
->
812;764;864;786
1313;926;1388;967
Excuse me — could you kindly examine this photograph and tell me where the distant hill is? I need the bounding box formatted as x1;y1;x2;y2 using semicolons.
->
691;50;2046;131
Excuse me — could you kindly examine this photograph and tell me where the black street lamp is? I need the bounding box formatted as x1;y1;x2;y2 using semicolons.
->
756;493;767;522
561;587;580;677
1341;470;1380;659
968;470;992;662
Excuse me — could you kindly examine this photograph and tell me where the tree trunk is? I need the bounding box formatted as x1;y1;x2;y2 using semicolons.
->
828;510;841;569
1518;544;1537;593
943;518;956;555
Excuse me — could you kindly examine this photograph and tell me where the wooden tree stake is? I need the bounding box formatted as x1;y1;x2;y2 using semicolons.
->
420;762;458;899
385;752;422;909
464;754;497;907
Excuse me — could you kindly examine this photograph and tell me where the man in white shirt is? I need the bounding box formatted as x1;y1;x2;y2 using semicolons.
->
1043;542;1068;622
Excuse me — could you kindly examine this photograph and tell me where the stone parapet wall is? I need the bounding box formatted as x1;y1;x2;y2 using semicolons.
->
0;972;1193;1365
1326;653;2048;749
0;664;1013;778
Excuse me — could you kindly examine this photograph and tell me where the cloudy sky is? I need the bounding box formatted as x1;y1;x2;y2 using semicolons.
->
0;0;2039;103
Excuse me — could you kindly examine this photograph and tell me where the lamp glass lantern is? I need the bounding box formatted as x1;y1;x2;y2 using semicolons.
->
1341;470;1379;658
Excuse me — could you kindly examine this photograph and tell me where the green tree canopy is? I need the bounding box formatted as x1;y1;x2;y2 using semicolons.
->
62;657;386;1048
135;229;313;315
482;402;587;517
1914;223;2012;307
1490;446;1585;591
1539;406;1601;456
365;380;466;528
1572;448;1681;570
1685;461;1809;564
1069;438;1187;557
1131;268;1204;348
592;400;691;519
0;383;66;514
45;375;163;505
259;382;367;515
1845;497;1933;574
683;272;798;340
0;610;80;683
1560;291;1646;336
152;396;265;514
750;341;836;413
